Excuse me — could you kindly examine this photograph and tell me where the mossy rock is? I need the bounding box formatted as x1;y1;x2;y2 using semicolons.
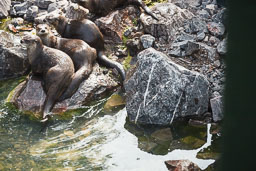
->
180;136;206;149
103;94;125;112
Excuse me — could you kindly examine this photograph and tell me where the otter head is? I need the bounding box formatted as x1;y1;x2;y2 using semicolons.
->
36;24;51;36
21;34;42;47
21;35;43;62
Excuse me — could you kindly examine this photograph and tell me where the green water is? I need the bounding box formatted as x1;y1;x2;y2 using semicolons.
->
0;78;219;170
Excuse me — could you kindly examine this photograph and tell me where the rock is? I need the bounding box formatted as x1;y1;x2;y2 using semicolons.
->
104;94;125;112
165;160;201;171
0;0;11;19
47;0;69;13
198;43;219;61
126;37;142;56
217;38;227;55
65;2;89;20
140;34;155;49
24;6;38;21
198;9;210;19
176;32;195;42
13;0;34;17
10;63;119;116
207;22;225;37
169;40;200;57
169;0;202;8
0;31;29;80
35;0;55;9
205;4;217;15
151;128;173;142
11;17;24;26
196;31;205;41
125;48;209;125
95;6;140;43
140;3;194;43
184;17;208;34
209;36;220;47
210;95;223;122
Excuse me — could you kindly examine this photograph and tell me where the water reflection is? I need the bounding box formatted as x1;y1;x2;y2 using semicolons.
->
0;78;216;170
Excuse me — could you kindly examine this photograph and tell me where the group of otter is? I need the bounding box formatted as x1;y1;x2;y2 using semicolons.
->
21;0;157;122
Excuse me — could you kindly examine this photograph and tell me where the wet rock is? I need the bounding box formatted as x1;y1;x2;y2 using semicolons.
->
95;6;140;43
207;22;225;37
151;128;173;142
180;136;206;148
47;0;69;13
104;94;125;112
35;0;55;9
65;3;89;20
0;31;29;80
0;0;11;19
140;3;194;43
9;63;119;116
24;6;38;21
165;160;201;171
140;34;155;49
217;38;227;55
125;48;209;125
210;95;223;122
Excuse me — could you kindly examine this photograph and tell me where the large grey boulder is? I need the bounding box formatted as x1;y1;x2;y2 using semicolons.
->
0;31;29;80
0;0;11;18
124;48;209;125
140;3;194;43
9;63;119;117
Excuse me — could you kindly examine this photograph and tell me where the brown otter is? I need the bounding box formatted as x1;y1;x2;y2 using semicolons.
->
21;34;75;122
36;24;97;101
44;12;126;81
71;0;158;20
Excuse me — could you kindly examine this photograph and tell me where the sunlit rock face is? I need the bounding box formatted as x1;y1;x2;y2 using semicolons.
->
9;63;119;117
95;6;140;43
0;0;11;19
140;3;194;44
0;31;29;80
124;48;209;125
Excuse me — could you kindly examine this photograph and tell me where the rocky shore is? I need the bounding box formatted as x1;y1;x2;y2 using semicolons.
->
0;0;225;124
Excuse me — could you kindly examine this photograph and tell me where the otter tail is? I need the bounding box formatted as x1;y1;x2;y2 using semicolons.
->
98;51;126;81
128;0;158;21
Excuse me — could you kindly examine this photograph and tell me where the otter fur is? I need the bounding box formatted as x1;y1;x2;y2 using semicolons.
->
71;0;158;20
21;35;75;121
45;12;126;81
36;24;97;101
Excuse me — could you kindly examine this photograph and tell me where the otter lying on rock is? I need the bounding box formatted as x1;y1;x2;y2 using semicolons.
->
36;24;97;101
21;35;75;122
44;12;126;81
71;0;158;20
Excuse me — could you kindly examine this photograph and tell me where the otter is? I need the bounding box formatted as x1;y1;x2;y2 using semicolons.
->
36;24;97;101
21;35;75;122
71;0;158;20
44;12;126;81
